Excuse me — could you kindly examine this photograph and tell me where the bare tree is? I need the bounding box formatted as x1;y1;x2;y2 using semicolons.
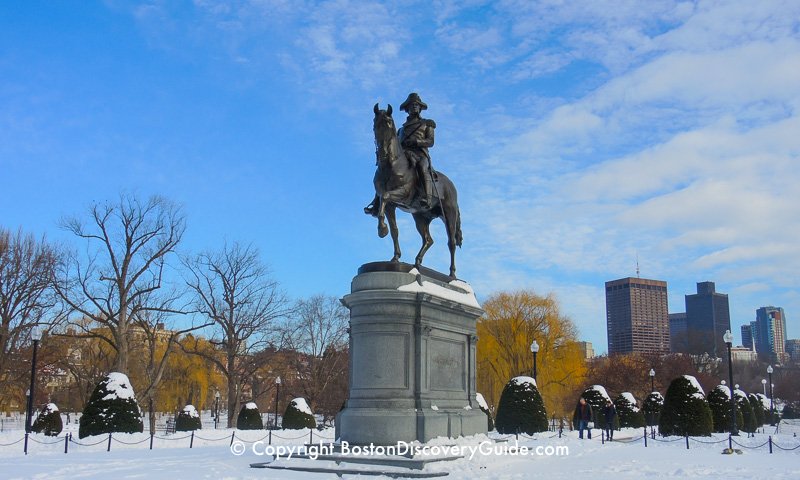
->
284;294;349;422
0;227;61;405
182;242;291;427
55;194;186;374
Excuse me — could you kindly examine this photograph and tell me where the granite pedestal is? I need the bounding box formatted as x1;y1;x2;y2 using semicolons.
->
336;262;487;445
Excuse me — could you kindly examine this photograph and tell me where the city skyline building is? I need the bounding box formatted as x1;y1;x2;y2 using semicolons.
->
605;277;670;355
754;306;788;363
669;312;688;353
685;281;731;358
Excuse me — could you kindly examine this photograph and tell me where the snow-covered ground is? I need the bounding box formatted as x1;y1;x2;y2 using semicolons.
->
2;422;799;479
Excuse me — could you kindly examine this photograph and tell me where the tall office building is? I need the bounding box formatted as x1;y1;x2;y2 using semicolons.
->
606;277;670;355
785;339;800;363
755;306;788;363
685;281;731;358
741;324;754;350
669;312;688;353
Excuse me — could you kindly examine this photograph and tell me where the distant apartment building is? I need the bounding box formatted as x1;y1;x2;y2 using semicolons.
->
669;312;688;353
785;339;800;363
685;281;731;358
755;306;788;363
576;341;595;359
605;277;670;355
731;346;758;363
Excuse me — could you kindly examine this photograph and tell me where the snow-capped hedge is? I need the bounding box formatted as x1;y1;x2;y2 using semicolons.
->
614;393;645;428
495;376;547;435
236;402;263;430
79;372;144;439
282;398;316;430
658;375;712;437
707;385;742;433
32;403;63;436
176;404;202;431
643;392;663;427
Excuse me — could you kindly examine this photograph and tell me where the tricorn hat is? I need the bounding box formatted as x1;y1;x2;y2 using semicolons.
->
399;92;427;111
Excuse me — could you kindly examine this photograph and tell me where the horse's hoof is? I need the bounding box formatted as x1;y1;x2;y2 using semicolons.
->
378;224;389;238
390;257;400;263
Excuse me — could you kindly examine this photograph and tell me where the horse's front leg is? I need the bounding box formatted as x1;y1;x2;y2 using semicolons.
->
386;205;401;262
413;214;434;268
377;195;389;238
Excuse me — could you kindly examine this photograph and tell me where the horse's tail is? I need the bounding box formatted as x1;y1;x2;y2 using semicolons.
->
455;206;463;248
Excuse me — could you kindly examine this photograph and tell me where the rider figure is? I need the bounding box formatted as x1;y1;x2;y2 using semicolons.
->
364;93;436;216
398;92;436;208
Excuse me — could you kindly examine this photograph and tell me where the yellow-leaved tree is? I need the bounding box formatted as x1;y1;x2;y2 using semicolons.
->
477;290;587;422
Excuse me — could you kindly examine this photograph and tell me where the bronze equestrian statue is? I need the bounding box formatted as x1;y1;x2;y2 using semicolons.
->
364;94;463;278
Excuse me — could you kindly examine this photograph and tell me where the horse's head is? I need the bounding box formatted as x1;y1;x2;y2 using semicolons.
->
373;103;399;168
373;103;396;140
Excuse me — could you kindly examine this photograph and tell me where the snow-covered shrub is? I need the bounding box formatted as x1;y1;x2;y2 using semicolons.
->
643;392;663;427
707;385;742;433
476;392;494;431
781;402;798;419
614;392;645;428
176;404;202;431
79;372;144;439
658;375;712;437
282;398;316;430
573;385;617;430
237;402;263;430
734;388;757;433
748;394;765;426
32;403;63;436
495;376;547;434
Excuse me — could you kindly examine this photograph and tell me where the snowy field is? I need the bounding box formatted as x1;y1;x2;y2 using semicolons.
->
2;422;799;479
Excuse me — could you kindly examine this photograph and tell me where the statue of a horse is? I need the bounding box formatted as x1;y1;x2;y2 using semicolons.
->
368;103;462;278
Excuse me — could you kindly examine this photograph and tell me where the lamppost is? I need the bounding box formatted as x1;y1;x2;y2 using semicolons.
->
274;376;281;429
761;378;767;396
723;330;738;436
530;341;539;381
25;327;42;434
649;368;655;392
767;365;774;426
214;390;220;429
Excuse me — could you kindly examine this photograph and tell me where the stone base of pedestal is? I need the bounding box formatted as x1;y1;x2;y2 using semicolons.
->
335;262;488;445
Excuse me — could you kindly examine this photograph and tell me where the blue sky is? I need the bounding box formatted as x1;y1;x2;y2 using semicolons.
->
2;1;798;353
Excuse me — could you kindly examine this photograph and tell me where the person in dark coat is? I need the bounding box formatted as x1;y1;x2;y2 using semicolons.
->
603;400;617;441
575;397;593;439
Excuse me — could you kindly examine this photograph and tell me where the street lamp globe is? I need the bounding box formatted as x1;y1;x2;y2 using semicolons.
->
649;368;655;377
530;341;539;353
723;330;733;344
276;376;282;385
215;390;220;400
31;326;42;342
767;365;773;374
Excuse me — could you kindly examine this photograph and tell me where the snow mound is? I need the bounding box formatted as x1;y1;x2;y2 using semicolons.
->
291;398;313;415
398;273;481;309
683;375;705;399
511;376;537;388
755;393;771;410
714;385;731;399
101;372;136;401
621;392;640;411
244;402;258;410
182;405;199;418
734;389;747;400
589;385;612;402
44;403;59;414
475;392;490;411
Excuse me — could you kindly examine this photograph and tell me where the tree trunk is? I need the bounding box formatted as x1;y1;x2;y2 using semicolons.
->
148;397;156;434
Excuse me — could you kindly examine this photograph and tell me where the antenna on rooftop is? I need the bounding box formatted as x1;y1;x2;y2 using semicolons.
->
636;252;640;278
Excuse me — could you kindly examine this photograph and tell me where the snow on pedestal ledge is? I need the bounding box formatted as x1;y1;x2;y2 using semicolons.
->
397;268;481;309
